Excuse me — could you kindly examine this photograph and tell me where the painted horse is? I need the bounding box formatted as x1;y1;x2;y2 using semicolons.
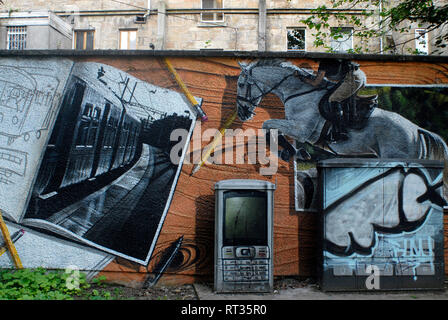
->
236;59;448;162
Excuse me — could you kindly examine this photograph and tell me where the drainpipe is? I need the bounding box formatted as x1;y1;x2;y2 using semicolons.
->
156;0;166;50
379;0;383;53
143;0;151;19
258;0;267;51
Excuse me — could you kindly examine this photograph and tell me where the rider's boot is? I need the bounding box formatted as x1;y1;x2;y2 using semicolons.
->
330;102;349;142
278;147;311;161
274;133;298;162
296;147;311;161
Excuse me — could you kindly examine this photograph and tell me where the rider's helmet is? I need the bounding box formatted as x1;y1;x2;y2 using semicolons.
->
318;59;352;81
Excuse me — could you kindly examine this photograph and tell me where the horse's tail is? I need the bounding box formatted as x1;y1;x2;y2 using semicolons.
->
417;128;448;205
417;128;448;161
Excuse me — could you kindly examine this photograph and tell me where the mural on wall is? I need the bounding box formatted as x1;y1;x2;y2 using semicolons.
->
235;59;448;211
0;56;446;286
0;58;196;268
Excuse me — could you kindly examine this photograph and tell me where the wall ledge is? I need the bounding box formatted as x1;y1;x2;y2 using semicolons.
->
0;49;447;62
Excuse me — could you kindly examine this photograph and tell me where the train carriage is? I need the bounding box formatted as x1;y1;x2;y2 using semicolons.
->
0;65;63;144
59;86;106;188
111;111;132;170
123;116;141;165
33;75;142;199
0;67;36;139
92;102;122;177
33;79;86;196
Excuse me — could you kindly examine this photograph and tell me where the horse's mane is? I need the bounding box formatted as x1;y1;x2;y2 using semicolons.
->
245;59;314;78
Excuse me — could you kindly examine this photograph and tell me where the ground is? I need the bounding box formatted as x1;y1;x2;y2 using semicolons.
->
81;276;448;300
81;277;316;300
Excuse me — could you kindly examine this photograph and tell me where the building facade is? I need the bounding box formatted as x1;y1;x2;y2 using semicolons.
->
0;10;72;50
0;0;446;54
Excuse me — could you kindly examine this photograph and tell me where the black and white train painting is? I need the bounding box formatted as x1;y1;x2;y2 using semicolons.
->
0;59;197;267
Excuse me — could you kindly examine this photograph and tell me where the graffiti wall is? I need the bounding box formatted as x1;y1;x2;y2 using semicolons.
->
319;159;445;290
0;53;446;288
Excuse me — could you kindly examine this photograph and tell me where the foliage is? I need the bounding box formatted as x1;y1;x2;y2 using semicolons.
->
0;268;120;300
0;267;87;300
300;0;448;54
287;29;306;50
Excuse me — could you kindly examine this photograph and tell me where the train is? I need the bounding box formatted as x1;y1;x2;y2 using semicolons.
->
0;65;61;144
32;75;142;198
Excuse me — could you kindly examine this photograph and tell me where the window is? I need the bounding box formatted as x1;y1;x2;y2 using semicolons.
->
82;104;93;117
76;104;102;147
330;27;353;53
76;104;93;146
287;28;306;51
385;35;396;54
87;107;101;146
105;115;118;147
75;30;94;50
120;30;137;50
415;29;428;55
76;119;90;146
7;26;27;50
201;0;223;22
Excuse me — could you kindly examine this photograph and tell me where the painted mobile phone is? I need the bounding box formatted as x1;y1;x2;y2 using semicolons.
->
214;179;276;293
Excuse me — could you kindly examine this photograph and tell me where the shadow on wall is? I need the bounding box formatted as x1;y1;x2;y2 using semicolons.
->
297;211;319;277
220;74;287;131
194;194;216;282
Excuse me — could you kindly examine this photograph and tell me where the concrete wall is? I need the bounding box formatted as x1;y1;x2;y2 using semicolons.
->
0;51;446;289
26;25;71;49
0;12;72;49
49;26;72;50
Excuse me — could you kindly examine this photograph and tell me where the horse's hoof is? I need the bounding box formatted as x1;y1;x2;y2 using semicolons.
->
296;148;311;161
278;149;292;162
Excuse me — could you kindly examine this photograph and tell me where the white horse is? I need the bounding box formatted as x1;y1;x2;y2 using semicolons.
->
236;59;448;161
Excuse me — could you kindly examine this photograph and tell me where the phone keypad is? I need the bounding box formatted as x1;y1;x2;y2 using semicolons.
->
222;259;269;282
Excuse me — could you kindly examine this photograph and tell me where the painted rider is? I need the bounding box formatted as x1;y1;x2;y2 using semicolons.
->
303;59;366;142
